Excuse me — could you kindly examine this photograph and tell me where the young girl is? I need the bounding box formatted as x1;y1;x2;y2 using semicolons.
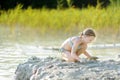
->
60;28;97;62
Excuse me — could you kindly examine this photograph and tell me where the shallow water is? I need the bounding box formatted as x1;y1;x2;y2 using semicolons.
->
0;40;63;80
0;27;120;80
0;41;120;80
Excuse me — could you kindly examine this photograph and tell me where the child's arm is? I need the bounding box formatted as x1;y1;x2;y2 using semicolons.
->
84;51;92;58
71;47;80;61
71;40;81;61
84;51;98;60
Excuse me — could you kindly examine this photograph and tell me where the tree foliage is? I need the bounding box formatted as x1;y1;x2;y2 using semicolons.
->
0;0;112;10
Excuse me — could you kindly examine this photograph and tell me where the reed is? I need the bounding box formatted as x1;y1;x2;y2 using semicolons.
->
0;5;120;38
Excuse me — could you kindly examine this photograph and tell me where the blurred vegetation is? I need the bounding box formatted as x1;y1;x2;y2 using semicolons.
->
0;0;120;43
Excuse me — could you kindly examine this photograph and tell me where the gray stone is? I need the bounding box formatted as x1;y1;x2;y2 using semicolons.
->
14;56;120;80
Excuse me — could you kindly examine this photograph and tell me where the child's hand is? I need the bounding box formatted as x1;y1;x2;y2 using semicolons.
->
88;56;98;60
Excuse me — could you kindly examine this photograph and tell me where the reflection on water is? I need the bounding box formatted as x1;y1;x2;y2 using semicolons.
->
0;26;120;80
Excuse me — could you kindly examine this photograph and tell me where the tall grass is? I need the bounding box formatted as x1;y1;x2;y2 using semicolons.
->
0;5;120;43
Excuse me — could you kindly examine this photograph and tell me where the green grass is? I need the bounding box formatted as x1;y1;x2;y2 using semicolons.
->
0;5;120;42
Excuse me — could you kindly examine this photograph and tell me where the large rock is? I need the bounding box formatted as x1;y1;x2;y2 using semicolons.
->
14;56;120;80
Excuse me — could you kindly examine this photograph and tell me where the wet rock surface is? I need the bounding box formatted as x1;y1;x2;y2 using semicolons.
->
14;56;120;80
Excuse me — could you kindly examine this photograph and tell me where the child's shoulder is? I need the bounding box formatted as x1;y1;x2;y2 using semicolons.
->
72;36;81;43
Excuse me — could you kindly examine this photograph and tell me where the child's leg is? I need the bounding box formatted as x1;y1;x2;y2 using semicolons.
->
62;51;78;62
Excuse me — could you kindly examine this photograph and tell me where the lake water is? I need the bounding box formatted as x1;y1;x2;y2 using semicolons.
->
0;27;120;80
